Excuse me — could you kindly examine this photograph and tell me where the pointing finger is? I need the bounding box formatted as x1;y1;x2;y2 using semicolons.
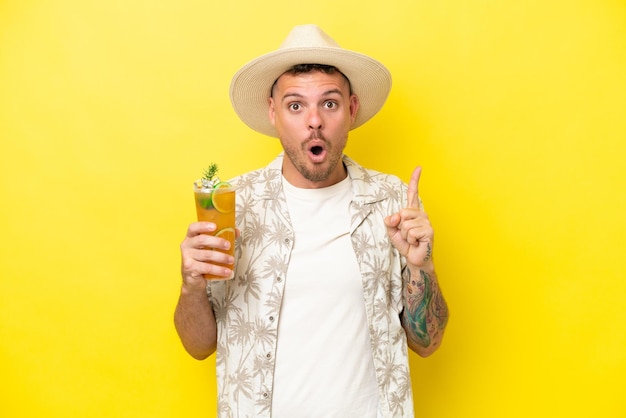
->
407;166;422;209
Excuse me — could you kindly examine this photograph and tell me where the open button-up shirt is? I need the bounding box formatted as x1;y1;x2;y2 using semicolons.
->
207;154;415;417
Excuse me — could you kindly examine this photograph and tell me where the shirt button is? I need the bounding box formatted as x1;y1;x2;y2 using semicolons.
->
284;238;290;244
269;316;275;322
277;277;283;283
263;392;269;399
266;352;272;359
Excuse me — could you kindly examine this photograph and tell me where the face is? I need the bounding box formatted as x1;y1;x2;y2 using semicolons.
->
268;70;359;188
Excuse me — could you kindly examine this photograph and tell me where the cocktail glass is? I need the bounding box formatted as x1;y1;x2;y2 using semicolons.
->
193;182;235;280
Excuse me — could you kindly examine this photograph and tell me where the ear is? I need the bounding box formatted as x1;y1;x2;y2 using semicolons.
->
349;94;360;124
268;97;276;126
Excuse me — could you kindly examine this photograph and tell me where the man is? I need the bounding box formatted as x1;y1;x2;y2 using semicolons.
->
175;24;448;417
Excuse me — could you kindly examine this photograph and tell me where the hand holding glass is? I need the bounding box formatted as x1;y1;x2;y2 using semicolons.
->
193;183;235;280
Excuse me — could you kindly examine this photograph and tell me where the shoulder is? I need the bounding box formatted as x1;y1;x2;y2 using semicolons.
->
344;155;407;205
344;155;405;185
228;154;283;196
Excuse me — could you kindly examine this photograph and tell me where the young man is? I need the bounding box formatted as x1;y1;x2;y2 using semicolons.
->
175;24;448;417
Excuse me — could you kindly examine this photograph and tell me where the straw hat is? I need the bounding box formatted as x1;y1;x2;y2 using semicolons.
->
229;24;392;138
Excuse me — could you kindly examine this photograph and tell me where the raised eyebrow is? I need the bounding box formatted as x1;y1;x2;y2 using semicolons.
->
280;92;304;103
280;89;344;103
322;89;344;98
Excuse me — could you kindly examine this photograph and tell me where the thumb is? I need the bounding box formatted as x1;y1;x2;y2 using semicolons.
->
384;213;400;228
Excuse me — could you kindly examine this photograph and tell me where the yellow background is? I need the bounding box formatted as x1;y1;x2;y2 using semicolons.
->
1;0;624;416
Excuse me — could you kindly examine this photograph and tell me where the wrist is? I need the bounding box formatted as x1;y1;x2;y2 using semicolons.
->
181;277;208;295
407;259;435;275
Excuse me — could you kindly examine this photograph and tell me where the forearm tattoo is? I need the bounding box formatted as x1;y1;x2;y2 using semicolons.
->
424;243;432;262
402;266;448;347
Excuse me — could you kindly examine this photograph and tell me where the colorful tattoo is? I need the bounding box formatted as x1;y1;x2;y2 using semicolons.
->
402;267;448;348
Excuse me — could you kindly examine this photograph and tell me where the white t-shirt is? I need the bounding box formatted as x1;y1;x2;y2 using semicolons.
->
271;175;379;418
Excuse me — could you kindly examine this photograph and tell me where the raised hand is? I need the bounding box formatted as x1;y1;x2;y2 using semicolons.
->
384;166;434;268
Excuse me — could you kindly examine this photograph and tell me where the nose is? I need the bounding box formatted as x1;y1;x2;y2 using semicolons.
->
307;108;323;130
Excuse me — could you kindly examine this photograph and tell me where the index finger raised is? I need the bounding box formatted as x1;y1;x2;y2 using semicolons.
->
407;166;422;209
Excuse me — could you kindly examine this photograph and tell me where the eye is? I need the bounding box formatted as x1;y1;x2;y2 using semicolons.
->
323;101;337;109
288;103;301;111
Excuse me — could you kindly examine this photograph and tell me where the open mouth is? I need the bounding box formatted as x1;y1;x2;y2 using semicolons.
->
306;136;328;163
310;145;323;156
306;142;327;163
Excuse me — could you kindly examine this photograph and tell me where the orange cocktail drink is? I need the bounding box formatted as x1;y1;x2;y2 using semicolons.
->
193;181;236;280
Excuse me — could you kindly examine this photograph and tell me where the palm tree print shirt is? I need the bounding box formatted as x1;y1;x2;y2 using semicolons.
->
207;154;415;417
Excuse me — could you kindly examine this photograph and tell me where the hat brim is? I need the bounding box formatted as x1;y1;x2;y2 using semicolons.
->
229;46;392;138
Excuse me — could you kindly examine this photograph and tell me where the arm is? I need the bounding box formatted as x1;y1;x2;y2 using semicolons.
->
174;281;217;360
385;167;449;357
174;222;234;359
400;261;448;357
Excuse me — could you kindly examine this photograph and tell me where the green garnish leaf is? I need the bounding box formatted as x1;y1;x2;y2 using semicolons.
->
202;163;219;182
200;198;213;209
